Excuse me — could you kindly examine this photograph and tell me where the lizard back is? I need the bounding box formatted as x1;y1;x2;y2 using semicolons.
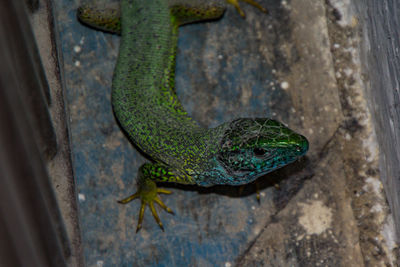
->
112;0;217;168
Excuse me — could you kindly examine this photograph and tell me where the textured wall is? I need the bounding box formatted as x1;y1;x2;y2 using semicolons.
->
354;0;400;238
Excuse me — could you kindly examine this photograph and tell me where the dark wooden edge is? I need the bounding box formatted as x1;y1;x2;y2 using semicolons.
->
0;0;69;266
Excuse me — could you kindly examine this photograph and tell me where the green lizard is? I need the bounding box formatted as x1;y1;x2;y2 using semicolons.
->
77;0;309;232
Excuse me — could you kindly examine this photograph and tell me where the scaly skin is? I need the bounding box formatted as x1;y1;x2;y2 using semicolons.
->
78;0;309;232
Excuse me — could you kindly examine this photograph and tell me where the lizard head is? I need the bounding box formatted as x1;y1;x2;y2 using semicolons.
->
201;118;308;186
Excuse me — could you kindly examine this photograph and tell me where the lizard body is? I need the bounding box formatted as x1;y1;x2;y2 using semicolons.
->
78;0;308;232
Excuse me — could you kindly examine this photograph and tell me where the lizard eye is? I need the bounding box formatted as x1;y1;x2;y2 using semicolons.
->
253;148;266;156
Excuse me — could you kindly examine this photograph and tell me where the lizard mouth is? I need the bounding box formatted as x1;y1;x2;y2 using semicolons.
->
216;147;305;185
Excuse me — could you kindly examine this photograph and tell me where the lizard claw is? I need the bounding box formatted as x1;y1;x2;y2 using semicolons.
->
238;181;261;203
118;185;174;233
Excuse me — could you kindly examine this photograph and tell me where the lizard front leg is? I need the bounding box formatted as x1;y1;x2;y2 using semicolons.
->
118;163;192;232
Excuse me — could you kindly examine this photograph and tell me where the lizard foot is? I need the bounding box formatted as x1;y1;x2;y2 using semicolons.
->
226;0;268;17
118;180;174;233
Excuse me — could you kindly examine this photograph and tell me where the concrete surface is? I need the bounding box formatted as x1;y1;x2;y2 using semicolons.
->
29;0;83;266
38;0;400;265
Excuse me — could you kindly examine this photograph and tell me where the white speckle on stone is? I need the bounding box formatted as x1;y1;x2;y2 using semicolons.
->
74;60;81;67
251;206;256;210
74;45;81;53
382;216;398;254
363;177;382;195
370;204;383;213
97;260;104;267
333;43;340;49
308;128;314;135
252;226;261;236
280;81;290;90
225;262;232;267
296;234;304;241
218;54;223;60
345;133;352;140
78;193;86;202
362;130;379;162
344;68;353;77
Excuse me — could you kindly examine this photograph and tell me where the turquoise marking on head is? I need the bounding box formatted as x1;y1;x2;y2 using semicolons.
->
196;118;308;186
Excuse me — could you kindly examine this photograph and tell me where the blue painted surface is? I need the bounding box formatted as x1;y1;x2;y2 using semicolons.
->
54;0;291;266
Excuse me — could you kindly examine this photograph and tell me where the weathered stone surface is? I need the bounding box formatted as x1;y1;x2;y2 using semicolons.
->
47;0;398;265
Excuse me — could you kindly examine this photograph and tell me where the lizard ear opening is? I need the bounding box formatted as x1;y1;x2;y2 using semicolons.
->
253;147;266;156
